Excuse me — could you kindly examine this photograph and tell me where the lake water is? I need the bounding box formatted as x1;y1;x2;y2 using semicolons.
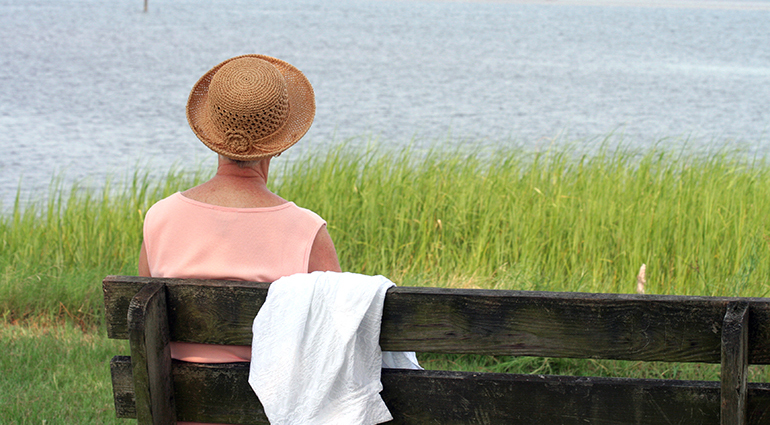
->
1;0;769;208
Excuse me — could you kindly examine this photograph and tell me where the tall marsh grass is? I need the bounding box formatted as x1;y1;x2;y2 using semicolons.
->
0;167;212;324
279;144;770;296
4;142;770;423
2;143;769;325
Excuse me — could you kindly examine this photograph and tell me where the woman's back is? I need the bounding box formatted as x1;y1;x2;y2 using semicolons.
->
142;189;329;364
143;192;326;283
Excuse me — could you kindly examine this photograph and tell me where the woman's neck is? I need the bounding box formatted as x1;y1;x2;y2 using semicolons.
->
181;156;286;208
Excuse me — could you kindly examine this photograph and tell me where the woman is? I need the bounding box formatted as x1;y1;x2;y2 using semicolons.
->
138;55;341;419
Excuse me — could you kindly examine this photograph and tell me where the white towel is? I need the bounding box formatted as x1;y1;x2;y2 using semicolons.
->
249;271;420;425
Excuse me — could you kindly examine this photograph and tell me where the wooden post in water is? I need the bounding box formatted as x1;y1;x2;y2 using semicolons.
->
143;0;148;13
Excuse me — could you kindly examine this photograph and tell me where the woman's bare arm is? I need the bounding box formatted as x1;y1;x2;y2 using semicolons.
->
308;225;342;273
138;241;151;277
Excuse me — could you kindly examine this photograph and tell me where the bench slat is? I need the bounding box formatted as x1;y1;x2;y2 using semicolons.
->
722;301;750;425
127;282;176;424
103;276;770;363
109;356;770;425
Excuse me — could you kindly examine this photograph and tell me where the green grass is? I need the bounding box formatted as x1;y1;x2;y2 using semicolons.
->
0;322;128;424
3;143;769;325
2;141;770;422
0;167;211;324
419;353;770;382
275;143;770;296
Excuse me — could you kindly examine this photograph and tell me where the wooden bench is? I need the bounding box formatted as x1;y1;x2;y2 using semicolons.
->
103;275;770;424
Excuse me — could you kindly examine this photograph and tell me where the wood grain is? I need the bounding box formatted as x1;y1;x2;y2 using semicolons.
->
722;301;750;425
127;282;176;424
104;275;770;363
109;356;770;425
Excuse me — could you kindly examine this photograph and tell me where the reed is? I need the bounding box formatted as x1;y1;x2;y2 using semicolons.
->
278;143;770;297
2;142;769;325
0;167;211;323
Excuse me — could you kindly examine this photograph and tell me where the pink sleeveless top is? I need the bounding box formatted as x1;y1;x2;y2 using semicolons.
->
143;192;326;363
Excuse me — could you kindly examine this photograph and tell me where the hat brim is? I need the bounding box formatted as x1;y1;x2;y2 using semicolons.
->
186;55;315;161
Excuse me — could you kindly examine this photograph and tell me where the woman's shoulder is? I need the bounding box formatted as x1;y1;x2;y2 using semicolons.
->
147;192;182;209
144;192;185;219
291;204;326;224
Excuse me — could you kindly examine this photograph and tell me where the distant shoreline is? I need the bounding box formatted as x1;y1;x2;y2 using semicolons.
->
409;0;770;10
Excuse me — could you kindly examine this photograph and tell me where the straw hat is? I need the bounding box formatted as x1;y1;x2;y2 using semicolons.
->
186;55;315;161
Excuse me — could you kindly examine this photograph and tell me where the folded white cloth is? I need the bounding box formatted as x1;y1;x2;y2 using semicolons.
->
249;271;420;425
381;350;421;370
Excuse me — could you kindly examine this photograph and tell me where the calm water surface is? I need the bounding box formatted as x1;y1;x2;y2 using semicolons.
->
1;0;769;207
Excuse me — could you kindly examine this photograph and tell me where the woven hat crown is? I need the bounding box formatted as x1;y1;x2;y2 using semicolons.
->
208;58;289;153
187;55;315;161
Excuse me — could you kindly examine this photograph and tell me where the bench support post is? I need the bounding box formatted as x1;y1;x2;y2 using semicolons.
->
721;301;749;425
128;282;176;425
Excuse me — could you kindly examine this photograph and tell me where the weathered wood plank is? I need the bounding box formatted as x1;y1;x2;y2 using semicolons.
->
104;276;770;363
103;276;145;338
128;282;176;425
104;276;270;344
111;356;268;424
109;356;770;425
110;356;136;418
722;301;750;425
382;288;723;362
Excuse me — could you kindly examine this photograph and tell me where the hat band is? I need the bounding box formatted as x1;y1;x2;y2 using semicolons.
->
218;102;291;156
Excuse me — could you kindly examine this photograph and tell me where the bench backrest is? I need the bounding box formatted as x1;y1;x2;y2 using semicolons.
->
103;275;770;424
